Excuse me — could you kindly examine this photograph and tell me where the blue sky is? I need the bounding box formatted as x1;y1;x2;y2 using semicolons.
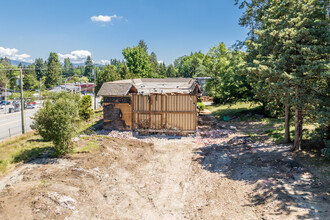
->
0;0;248;65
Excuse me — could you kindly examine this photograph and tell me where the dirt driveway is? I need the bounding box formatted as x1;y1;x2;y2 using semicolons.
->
0;131;329;219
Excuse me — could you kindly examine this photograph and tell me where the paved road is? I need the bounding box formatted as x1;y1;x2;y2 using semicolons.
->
0;95;102;141
0;107;39;140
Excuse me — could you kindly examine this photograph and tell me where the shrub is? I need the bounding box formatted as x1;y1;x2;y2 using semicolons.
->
197;102;205;111
79;95;93;120
31;92;80;155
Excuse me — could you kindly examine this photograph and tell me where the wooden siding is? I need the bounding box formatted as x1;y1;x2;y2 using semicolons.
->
131;94;198;133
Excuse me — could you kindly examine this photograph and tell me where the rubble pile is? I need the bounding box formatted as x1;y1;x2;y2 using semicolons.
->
193;129;233;145
106;130;136;139
34;192;77;213
97;128;234;145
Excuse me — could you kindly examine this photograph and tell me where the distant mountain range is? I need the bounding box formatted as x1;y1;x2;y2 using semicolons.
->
9;59;104;67
9;59;32;67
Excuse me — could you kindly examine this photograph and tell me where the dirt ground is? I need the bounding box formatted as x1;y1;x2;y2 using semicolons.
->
0;116;329;219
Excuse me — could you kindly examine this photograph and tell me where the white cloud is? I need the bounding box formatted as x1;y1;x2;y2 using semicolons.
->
158;60;164;64
0;46;32;63
58;50;92;63
98;60;110;65
91;14;120;23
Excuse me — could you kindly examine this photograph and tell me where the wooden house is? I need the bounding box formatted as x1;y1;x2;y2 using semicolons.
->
97;78;202;134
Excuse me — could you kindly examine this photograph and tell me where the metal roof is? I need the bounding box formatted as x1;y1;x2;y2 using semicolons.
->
97;78;201;96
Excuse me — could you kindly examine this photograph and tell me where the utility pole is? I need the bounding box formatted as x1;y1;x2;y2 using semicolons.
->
93;69;96;110
20;68;25;134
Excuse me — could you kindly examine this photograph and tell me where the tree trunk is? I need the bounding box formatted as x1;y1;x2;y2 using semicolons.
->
293;85;303;151
284;104;291;143
293;108;303;150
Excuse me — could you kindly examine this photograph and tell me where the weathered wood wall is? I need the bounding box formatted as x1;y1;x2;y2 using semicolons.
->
132;94;198;134
103;96;132;130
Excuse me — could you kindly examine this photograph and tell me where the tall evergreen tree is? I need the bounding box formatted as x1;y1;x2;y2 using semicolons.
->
45;52;61;88
158;62;166;77
63;58;74;78
243;0;329;150
138;40;148;53
149;52;159;74
84;56;93;77
23;64;38;90
166;65;177;77
34;58;47;80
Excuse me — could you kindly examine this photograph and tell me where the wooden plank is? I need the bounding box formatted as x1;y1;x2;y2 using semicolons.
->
131;94;134;130
137;95;140;129
161;94;163;129
165;95;168;130
149;95;151;129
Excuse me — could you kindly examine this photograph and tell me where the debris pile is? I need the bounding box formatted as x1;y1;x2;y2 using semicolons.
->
193;129;233;145
34;192;77;212
106;130;136;139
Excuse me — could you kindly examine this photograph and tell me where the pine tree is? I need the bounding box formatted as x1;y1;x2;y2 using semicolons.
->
84;56;93;77
45;52;62;88
63;58;74;77
34;58;47;81
149;52;159;74
244;0;329;149
166;65;177;77
23;64;38;90
158;62;166;77
138;40;148;52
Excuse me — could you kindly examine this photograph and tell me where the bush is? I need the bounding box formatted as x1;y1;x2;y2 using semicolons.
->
31;92;80;155
197;102;205;111
79;95;93;120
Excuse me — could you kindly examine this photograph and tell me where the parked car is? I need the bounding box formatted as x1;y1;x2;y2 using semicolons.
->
0;100;10;105
25;103;36;109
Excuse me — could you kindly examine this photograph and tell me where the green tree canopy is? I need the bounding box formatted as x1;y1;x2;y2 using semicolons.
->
118;63;135;79
63;58;74;78
34;58;47;80
84;56;93;77
96;64;121;93
122;46;154;78
166;64;177;77
23;64;38;91
205;43;252;104
138;40;148;52
45;52;61;88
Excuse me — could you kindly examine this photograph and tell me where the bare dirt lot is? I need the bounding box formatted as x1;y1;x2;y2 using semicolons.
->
0;124;329;219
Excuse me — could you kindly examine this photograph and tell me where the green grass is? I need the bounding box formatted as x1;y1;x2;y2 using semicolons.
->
74;139;100;153
207;102;318;144
206;102;263;121
0;108;103;174
0;133;52;174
